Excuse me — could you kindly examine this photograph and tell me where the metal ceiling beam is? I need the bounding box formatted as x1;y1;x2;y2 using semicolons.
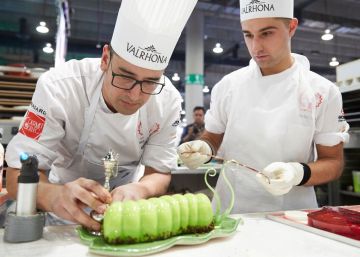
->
302;11;360;28
170;50;335;76
294;0;318;23
0;30;335;77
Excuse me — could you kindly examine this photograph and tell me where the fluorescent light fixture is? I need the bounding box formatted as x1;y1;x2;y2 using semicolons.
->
329;57;339;67
213;43;223;54
43;43;54;54
36;21;49;33
203;85;210;93
172;72;180;81
321;29;333;41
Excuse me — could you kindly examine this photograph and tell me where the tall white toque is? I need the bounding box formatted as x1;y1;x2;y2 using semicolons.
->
111;0;198;70
239;0;294;22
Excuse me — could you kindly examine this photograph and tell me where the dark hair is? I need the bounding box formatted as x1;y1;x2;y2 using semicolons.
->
193;106;205;113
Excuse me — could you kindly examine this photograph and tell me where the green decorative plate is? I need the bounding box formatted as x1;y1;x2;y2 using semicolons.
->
77;216;241;256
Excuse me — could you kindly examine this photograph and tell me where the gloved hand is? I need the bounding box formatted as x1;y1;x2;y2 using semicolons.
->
177;140;212;169
256;162;304;196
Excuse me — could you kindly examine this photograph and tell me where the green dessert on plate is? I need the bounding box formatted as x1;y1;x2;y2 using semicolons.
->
103;193;214;244
101;163;235;245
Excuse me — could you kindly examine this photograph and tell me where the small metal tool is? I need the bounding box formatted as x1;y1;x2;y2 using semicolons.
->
89;149;119;236
181;151;270;183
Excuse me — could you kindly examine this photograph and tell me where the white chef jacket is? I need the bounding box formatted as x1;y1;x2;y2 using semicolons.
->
6;58;181;188
206;54;349;213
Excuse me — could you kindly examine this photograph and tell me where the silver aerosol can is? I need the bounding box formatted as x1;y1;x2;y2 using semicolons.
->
15;152;39;216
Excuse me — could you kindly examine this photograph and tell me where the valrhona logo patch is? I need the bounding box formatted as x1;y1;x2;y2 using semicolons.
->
241;0;275;15
126;43;168;64
19;111;45;140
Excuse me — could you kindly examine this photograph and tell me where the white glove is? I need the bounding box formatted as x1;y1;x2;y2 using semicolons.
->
256;162;304;196
177;140;212;169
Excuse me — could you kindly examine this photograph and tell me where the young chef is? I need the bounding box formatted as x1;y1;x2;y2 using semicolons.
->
6;0;197;230
178;0;349;213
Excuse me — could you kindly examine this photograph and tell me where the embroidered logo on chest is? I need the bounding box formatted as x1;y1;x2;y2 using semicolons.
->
315;93;324;108
149;123;160;136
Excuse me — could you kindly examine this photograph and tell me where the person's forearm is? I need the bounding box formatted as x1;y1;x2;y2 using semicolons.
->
306;143;344;186
307;158;343;186
137;167;171;198
200;130;224;155
6;167;21;200
36;179;63;212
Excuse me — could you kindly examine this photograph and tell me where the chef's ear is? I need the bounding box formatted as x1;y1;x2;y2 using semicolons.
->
100;44;111;71
289;18;298;37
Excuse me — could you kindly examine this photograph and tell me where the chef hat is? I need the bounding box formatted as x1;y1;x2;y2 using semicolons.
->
239;0;293;22
111;0;198;70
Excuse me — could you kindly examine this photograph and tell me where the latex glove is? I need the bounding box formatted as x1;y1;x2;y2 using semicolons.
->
177;140;212;169
256;162;304;196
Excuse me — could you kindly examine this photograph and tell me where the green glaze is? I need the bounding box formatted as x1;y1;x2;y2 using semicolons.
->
148;198;172;239
102;193;214;244
138;199;158;241
196;194;213;227
121;201;141;242
172;194;189;230
184;193;198;227
103;201;123;243
160;195;181;234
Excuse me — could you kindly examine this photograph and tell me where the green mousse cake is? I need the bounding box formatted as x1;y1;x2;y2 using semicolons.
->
103;193;214;244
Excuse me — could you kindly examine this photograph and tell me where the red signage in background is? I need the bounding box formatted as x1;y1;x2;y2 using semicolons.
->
19;111;46;141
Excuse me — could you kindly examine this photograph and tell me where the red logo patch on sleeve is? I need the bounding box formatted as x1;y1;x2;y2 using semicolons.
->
19;111;46;141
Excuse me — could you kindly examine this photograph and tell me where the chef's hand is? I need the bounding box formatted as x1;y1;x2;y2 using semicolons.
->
111;183;146;202
256;162;305;195
48;178;112;231
177;140;212;169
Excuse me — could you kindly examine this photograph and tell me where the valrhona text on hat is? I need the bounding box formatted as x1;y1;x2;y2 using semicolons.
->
241;0;275;15
126;43;168;65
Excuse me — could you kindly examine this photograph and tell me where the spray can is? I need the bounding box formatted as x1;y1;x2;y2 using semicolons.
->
4;152;44;243
15;153;39;216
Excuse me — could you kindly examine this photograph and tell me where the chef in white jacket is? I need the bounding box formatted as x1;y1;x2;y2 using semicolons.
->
178;0;349;213
6;0;197;230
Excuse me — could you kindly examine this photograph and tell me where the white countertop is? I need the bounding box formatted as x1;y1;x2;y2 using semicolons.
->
1;213;359;257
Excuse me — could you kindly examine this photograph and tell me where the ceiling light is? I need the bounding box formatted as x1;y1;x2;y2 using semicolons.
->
203;85;210;93
180;110;186;115
321;29;333;41
43;43;54;54
172;73;180;81
329;57;339;67
36;21;49;33
213;43;223;54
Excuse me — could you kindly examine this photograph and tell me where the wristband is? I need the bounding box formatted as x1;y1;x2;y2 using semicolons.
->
201;139;214;164
298;163;312;186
